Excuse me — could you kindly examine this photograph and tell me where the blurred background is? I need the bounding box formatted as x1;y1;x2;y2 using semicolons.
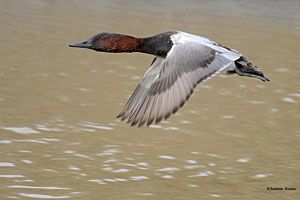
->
0;0;299;199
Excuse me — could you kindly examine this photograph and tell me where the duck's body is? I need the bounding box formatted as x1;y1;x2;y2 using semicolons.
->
69;31;269;127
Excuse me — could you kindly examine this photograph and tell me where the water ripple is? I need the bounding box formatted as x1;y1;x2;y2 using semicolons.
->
0;162;15;167
156;167;181;172
8;185;70;190
237;157;251;163
161;175;174;179
158;155;176;160
0;175;24;178
130;176;148;181
112;168;130;173
189;171;214;177
0;140;12;144
80;122;113;131
2;127;39;134
19;193;70;199
282;97;297;103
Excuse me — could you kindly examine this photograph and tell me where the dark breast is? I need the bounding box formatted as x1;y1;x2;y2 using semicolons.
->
139;31;176;57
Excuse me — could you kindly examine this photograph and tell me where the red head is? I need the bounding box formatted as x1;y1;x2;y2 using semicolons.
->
69;32;142;53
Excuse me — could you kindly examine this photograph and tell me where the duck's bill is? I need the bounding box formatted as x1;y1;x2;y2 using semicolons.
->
68;40;92;49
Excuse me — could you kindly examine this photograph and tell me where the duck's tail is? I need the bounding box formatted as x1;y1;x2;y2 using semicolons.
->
234;56;269;82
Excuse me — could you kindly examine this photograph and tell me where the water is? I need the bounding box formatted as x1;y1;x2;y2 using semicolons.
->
0;0;299;199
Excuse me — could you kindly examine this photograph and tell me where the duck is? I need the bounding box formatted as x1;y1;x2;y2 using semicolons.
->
69;31;269;127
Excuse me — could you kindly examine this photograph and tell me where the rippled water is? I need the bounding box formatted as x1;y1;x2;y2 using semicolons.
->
0;0;299;199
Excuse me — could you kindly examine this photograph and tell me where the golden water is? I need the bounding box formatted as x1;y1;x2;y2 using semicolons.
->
0;0;299;199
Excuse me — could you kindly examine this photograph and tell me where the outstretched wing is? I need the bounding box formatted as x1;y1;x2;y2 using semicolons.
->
117;40;238;127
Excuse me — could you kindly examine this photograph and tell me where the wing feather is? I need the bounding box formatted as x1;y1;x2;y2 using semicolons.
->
117;39;238;126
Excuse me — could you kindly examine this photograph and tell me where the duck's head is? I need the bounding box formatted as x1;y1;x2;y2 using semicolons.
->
68;32;141;53
68;33;108;51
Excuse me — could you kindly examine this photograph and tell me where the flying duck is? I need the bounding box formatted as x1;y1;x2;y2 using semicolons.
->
69;31;269;127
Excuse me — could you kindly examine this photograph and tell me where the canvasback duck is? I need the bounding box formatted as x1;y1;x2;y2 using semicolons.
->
69;31;269;127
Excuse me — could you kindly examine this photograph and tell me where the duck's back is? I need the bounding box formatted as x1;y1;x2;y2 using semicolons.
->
171;31;242;61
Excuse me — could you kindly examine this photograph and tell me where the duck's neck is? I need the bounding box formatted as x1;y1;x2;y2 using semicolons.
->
99;32;174;57
139;32;174;57
98;33;142;53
